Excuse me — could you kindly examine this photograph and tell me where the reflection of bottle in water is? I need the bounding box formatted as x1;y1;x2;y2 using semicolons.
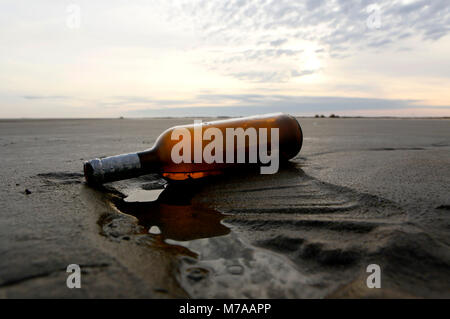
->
112;182;231;241
84;113;303;184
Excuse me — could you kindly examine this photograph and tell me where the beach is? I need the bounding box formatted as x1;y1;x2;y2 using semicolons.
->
0;117;449;298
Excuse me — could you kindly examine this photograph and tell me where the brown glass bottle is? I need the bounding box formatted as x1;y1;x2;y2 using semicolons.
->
84;113;303;184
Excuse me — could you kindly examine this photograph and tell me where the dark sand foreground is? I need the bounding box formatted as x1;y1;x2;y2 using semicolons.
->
0;118;449;298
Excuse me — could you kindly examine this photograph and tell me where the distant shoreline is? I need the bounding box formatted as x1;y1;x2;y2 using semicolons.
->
0;116;449;121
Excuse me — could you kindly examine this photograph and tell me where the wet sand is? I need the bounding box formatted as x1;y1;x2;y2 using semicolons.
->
0;118;449;298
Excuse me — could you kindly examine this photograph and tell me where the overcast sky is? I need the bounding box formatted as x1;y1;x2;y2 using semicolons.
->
1;0;449;117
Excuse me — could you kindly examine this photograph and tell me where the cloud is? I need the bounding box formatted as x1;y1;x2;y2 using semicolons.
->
270;39;288;47
169;0;450;51
290;69;316;77
227;71;290;82
160;0;449;83
226;67;316;83
204;47;306;82
22;95;69;100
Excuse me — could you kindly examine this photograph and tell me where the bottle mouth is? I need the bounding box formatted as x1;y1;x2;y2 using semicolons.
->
83;158;105;184
83;160;97;184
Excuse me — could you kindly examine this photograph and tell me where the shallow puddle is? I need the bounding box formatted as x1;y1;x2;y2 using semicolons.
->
107;178;319;298
123;188;165;203
112;183;230;242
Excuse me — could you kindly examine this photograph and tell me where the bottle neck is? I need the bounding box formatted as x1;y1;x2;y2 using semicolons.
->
84;148;160;185
137;147;161;172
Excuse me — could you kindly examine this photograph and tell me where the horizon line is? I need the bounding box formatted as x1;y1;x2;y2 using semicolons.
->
1;115;449;121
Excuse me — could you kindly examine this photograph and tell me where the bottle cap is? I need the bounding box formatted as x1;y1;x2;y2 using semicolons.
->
84;153;141;184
